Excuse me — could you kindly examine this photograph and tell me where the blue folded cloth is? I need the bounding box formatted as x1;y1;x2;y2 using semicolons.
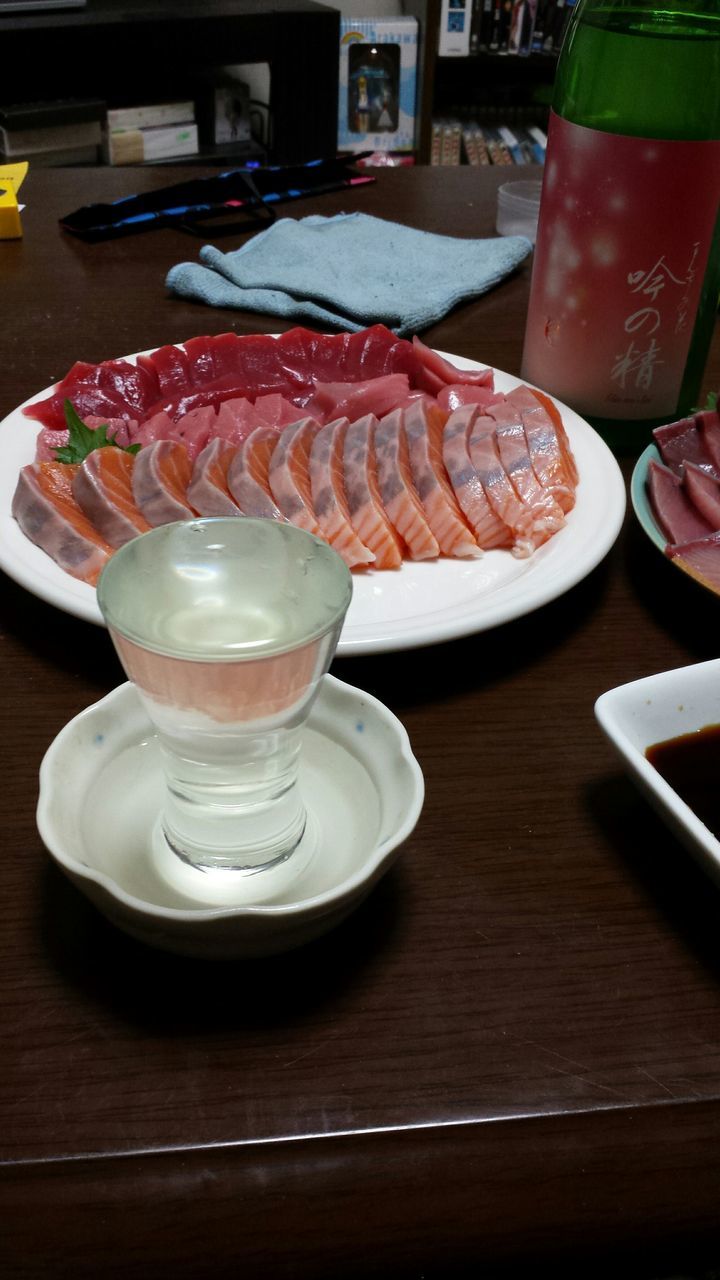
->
165;212;532;336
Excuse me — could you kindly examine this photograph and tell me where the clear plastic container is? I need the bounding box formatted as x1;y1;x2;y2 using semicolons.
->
496;180;542;243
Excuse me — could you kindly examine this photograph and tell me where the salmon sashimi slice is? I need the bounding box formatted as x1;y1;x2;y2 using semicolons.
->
131;440;196;526
12;462;113;584
226;427;286;521
486;397;566;545
467;410;538;557
343;414;404;570
402;400;481;559
308;417;375;569
442;407;510;551
187;439;242;517
72;448;152;548
507;385;577;512
268;418;322;536
375;410;439;561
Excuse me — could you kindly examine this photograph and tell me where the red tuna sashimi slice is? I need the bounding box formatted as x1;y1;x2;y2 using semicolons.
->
308;417;375;569
305;374;411;425
187;439;242;517
132;440;196;526
402;400;480;558
467;409;540;556
182;335;218;384
206;332;246;380
647;458;714;544
375;410;439;561
275;328;353;385
139;343;192;396
653;414;719;478
12;462;113;584
697;409;720;475
343;414;404;570
666;531;720;594
442;407;510;550
268;419;322;535
486;396;566;542
26;384;135;430
505;385;576;514
72;448;152;548
683;460;720;530
226;427;286;521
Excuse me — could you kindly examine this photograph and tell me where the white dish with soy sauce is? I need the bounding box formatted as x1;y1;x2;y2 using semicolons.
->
595;657;720;886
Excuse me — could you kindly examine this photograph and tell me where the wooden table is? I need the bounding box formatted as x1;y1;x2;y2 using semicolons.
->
2;165;720;1279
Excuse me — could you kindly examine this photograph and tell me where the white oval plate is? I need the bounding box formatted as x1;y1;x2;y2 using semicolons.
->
0;347;626;655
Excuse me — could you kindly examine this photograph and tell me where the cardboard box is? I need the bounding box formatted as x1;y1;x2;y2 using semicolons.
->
105;123;199;166
338;17;418;153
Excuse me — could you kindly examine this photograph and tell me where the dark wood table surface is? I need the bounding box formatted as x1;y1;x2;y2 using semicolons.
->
3;165;720;1279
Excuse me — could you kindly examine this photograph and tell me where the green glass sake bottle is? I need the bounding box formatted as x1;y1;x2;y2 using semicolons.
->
520;0;720;453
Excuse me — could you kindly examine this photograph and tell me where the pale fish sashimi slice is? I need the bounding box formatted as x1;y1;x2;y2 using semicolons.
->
268;418;322;536
187;438;242;517
503;385;576;515
308;417;375;569
666;531;720;594
486;397;566;545
131;440;197;527
72;448;152;548
12;462;113;585
442;406;510;551
467;409;538;557
375;409;439;561
343;414;404;570
402;400;481;558
213;396;283;448
683;460;720;529
226;426;286;521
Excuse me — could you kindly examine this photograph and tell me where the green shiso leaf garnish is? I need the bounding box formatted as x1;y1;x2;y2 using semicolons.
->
53;399;141;464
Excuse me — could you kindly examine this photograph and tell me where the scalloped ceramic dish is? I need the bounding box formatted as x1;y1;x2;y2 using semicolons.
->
37;675;424;958
630;443;666;553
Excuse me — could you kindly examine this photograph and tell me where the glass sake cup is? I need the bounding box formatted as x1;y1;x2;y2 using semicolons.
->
96;518;352;879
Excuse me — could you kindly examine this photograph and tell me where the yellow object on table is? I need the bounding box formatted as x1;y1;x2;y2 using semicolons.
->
0;161;28;239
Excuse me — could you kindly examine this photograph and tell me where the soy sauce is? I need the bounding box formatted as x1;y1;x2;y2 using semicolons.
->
646;725;720;839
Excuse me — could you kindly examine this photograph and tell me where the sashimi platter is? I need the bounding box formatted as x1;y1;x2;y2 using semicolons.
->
0;324;626;655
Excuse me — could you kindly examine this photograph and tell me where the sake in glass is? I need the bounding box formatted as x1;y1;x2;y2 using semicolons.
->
97;518;352;878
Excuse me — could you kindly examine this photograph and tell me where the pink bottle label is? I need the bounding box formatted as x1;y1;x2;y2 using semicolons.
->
522;112;720;419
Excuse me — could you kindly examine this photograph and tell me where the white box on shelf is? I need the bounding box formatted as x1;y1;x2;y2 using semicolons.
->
106;102;195;131
338;16;418;153
438;0;472;56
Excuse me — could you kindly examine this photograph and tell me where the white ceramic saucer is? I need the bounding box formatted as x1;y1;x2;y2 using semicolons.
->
37;676;424;958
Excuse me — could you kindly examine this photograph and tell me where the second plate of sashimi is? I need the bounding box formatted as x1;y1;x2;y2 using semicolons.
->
0;326;626;655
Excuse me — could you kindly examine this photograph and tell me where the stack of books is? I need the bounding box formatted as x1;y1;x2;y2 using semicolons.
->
431;118;547;165
0;98;104;166
104;101;199;165
439;0;577;57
